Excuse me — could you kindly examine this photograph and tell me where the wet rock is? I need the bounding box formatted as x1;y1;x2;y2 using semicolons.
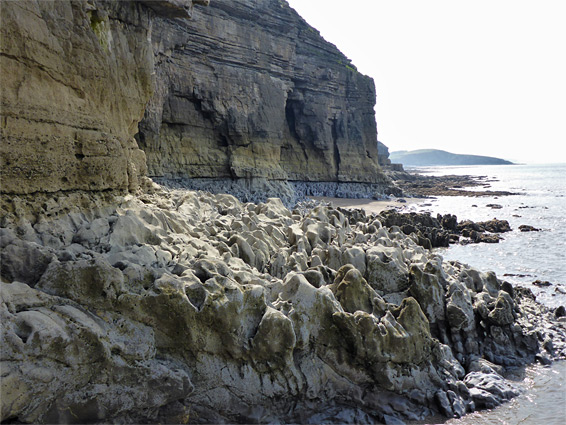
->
435;390;453;417
554;305;566;318
379;211;510;247
535;353;552;365
464;372;519;409
519;224;541;232
477;219;511;233
390;173;516;198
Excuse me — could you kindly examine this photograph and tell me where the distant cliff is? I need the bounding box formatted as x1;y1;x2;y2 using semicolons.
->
390;149;513;167
0;0;392;203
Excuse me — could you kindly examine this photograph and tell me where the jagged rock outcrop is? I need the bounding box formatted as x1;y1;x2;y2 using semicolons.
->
376;210;515;248
138;0;390;201
378;141;392;167
1;189;564;423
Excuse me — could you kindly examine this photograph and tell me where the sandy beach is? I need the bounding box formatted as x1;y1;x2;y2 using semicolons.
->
311;196;426;215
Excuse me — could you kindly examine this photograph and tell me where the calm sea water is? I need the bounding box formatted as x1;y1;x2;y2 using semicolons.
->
409;163;566;309
405;163;566;425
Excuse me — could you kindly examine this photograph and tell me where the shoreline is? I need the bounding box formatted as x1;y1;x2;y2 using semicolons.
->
386;168;518;197
309;195;427;214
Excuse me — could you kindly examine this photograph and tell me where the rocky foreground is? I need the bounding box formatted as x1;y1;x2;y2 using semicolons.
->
1;185;565;424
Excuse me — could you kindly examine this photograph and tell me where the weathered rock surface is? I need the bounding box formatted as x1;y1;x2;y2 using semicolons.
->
1;187;565;423
2;1;565;423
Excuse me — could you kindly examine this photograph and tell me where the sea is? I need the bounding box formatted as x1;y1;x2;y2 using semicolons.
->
404;163;566;425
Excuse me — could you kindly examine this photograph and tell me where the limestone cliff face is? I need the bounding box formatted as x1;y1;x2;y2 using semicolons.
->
0;0;205;195
138;0;388;188
1;0;390;201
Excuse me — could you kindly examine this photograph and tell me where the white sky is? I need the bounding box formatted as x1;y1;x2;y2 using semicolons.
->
286;0;566;164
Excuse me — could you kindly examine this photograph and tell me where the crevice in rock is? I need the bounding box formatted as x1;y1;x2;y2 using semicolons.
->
285;98;300;142
331;117;341;180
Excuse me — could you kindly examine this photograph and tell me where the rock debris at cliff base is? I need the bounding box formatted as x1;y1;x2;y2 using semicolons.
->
2;185;565;424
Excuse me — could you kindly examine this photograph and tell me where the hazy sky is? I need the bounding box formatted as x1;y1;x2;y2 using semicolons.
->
286;0;566;164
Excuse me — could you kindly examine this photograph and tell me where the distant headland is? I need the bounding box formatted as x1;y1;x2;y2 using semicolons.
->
390;149;514;166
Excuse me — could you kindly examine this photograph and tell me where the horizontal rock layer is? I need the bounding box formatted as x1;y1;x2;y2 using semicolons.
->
137;0;389;190
155;177;402;205
0;0;172;194
1;0;392;201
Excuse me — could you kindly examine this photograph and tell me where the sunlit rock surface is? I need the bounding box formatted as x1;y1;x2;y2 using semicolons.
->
2;187;564;423
1;0;392;202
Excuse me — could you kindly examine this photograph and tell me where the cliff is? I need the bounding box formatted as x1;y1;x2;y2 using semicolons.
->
1;0;392;203
2;0;151;194
138;0;391;202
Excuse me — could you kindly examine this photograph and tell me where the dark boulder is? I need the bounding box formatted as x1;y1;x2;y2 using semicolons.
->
478;219;511;233
519;225;540;232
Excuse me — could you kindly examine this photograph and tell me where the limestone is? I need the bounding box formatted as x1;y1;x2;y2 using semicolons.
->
378;210;515;248
0;238;56;286
464;372;519;409
330;266;378;314
1;186;565;423
487;292;516;326
4;1;563;420
1;1;150;194
446;285;475;332
365;245;410;294
36;258;125;310
409;264;446;325
138;0;392;200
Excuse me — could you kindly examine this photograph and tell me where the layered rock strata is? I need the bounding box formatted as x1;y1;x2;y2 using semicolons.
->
1;0;393;202
0;0;207;195
2;188;564;423
1;0;150;194
137;0;391;200
3;2;564;423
